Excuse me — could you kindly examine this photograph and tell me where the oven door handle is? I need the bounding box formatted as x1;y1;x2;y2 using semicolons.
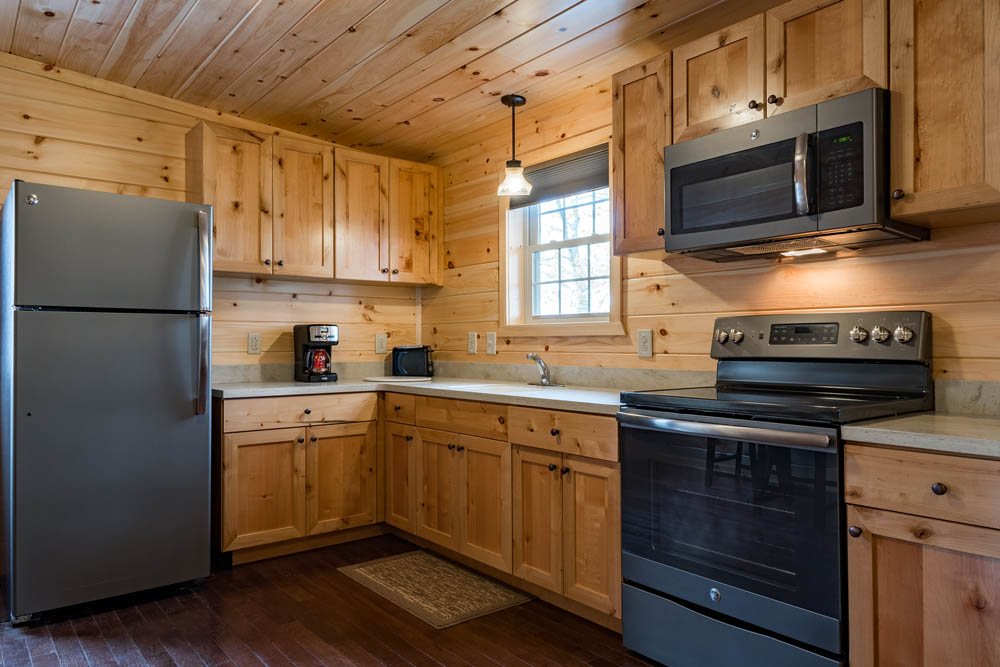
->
793;132;809;215
617;412;832;449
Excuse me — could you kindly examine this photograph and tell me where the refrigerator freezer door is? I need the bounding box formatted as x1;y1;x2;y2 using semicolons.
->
11;310;210;616
12;182;210;312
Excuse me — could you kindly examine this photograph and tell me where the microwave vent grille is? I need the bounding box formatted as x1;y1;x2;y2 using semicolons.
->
728;238;836;256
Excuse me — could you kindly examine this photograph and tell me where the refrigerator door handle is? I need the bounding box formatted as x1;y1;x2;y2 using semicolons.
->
196;314;210;415
197;210;212;313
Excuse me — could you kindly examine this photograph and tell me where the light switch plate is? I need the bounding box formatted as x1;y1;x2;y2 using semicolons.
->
467;332;478;354
375;332;388;354
247;332;262;355
637;329;653;358
486;332;497;355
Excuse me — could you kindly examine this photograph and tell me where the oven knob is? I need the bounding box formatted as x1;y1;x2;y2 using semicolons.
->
730;329;744;344
893;326;914;343
709;588;722;603
871;326;891;343
716;329;729;344
849;325;868;343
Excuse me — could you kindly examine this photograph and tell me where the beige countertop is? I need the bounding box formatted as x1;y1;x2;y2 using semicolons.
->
213;377;624;415
842;413;1000;459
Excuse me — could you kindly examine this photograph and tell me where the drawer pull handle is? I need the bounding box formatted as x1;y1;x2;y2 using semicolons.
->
304;408;312;415
297;437;305;444
311;435;318;442
931;482;948;496
447;444;456;450
498;416;505;424
550;428;560;437
457;445;465;452
393;405;401;411
405;435;413;441
848;526;862;538
548;463;557;471
560;466;570;476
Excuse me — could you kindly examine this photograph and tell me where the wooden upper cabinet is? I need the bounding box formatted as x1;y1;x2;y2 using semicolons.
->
673;14;765;143
612;54;671;255
272;137;334;278
185;122;273;274
415;427;462;550
889;0;1000;224
305;422;377;535
513;446;563;594
385;422;417;532
458;435;512;573
765;0;887;115
389;158;440;284
334;148;389;281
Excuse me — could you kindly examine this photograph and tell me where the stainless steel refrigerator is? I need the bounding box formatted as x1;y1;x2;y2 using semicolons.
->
0;180;212;622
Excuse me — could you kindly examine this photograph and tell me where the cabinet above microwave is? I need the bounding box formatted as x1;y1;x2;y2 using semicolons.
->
663;89;928;262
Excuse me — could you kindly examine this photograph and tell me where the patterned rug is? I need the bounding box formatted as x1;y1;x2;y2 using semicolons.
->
338;551;532;629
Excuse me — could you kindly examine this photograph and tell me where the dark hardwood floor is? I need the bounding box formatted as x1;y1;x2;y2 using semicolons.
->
0;534;653;666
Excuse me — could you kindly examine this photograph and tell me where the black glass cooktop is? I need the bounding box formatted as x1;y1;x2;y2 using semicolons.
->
620;385;933;424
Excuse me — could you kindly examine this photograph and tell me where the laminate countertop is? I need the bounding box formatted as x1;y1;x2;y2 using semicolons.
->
842;413;1000;459
212;377;624;415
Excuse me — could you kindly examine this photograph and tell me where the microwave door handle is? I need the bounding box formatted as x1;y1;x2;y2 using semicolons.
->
793;132;809;215
617;412;831;449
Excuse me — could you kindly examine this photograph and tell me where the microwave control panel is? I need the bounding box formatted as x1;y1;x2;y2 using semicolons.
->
817;121;864;213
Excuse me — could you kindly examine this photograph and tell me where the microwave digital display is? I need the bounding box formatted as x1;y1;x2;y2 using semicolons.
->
769;323;839;345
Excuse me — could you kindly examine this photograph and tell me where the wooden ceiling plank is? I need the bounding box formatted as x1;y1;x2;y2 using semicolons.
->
293;0;584;137
260;0;518;131
55;0;138;77
328;0;650;147
173;0;322;106
97;0;200;86
134;0;260;98
240;0;451;123
10;0;78;64
0;0;22;53
205;0;388;116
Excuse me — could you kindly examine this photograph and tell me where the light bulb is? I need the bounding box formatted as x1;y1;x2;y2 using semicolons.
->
781;248;827;257
497;161;532;196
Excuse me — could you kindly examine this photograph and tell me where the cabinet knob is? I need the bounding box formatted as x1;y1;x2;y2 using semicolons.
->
297;437;305;443
891;189;905;200
560;466;570;476
931;482;948;496
393;405;401;411
498;416;505;424
548;464;557;471
391;268;399;275
381;268;389;274
457;445;465;452
405;435;413;441
656;228;665;236
304;408;312;415
447;443;456;450
276;260;284;266
550;428;560;437
748;99;760;110
767;94;782;105
311;435;318;442
263;258;271;266
848;526;862;538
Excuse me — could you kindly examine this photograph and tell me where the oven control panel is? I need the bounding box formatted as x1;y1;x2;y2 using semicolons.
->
711;311;930;362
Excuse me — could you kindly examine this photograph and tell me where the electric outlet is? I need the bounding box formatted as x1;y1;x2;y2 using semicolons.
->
486;332;497;355
467;332;478;354
637;329;653;358
374;332;388;354
247;332;262;355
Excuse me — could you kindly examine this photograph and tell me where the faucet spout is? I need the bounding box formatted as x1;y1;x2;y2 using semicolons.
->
526;352;552;386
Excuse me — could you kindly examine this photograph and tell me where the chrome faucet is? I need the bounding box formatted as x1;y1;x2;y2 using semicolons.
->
527;353;563;387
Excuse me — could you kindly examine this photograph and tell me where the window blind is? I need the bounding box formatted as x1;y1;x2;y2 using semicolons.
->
507;144;609;211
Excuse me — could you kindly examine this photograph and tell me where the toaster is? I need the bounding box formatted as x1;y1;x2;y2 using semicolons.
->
391;345;434;377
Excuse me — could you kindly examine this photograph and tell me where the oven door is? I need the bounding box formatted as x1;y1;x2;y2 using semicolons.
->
664;105;818;252
617;408;842;655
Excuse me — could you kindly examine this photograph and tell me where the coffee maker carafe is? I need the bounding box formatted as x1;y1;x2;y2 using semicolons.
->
293;324;339;382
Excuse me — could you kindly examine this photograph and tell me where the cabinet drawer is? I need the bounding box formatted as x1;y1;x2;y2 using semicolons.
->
508;407;618;462
384;392;415;424
413;396;508;440
224;393;377;432
845;444;1000;529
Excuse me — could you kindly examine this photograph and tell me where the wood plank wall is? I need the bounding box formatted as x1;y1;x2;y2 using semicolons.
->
425;80;1000;383
0;53;417;370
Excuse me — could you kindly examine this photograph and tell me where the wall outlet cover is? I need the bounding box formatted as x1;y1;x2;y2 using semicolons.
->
637;329;653;358
467;332;478;354
375;332;388;354
486;332;497;355
247;332;262;355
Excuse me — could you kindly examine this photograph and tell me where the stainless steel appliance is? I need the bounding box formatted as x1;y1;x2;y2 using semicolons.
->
618;310;933;666
391;345;433;377
0;181;212;622
294;324;339;382
663;89;928;261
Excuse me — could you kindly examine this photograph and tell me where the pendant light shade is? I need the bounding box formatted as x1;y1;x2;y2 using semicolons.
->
498;94;532;196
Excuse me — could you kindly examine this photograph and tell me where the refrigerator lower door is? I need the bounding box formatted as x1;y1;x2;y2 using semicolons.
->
11;310;210;617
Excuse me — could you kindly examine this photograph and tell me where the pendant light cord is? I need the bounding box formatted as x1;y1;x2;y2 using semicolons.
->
510;102;517;163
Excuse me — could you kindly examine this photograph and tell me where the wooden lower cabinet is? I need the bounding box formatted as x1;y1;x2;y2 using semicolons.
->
458;435;512;572
415;427;462;550
385;422;417;532
305;422;377;535
846;504;1000;665
513;447;563;593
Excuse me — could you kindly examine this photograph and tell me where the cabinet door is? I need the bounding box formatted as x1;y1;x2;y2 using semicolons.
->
889;0;1000;224
305;422;377;535
612;54;671;254
222;427;305;551
846;505;1000;666
334;148;389;281
385;422;417;532
765;0;886;116
185;122;273;274
562;456;621;617
272;137;334;278
512;446;563;593
415;427;462;550
458;435;512;572
672;14;765;143
388;158;440;284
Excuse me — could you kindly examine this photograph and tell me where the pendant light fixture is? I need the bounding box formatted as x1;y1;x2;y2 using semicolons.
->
497;94;532;196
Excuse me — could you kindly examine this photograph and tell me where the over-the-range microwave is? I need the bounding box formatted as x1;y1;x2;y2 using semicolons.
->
663;88;928;261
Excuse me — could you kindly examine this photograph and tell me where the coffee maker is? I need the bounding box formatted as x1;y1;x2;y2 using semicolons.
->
293;324;339;382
